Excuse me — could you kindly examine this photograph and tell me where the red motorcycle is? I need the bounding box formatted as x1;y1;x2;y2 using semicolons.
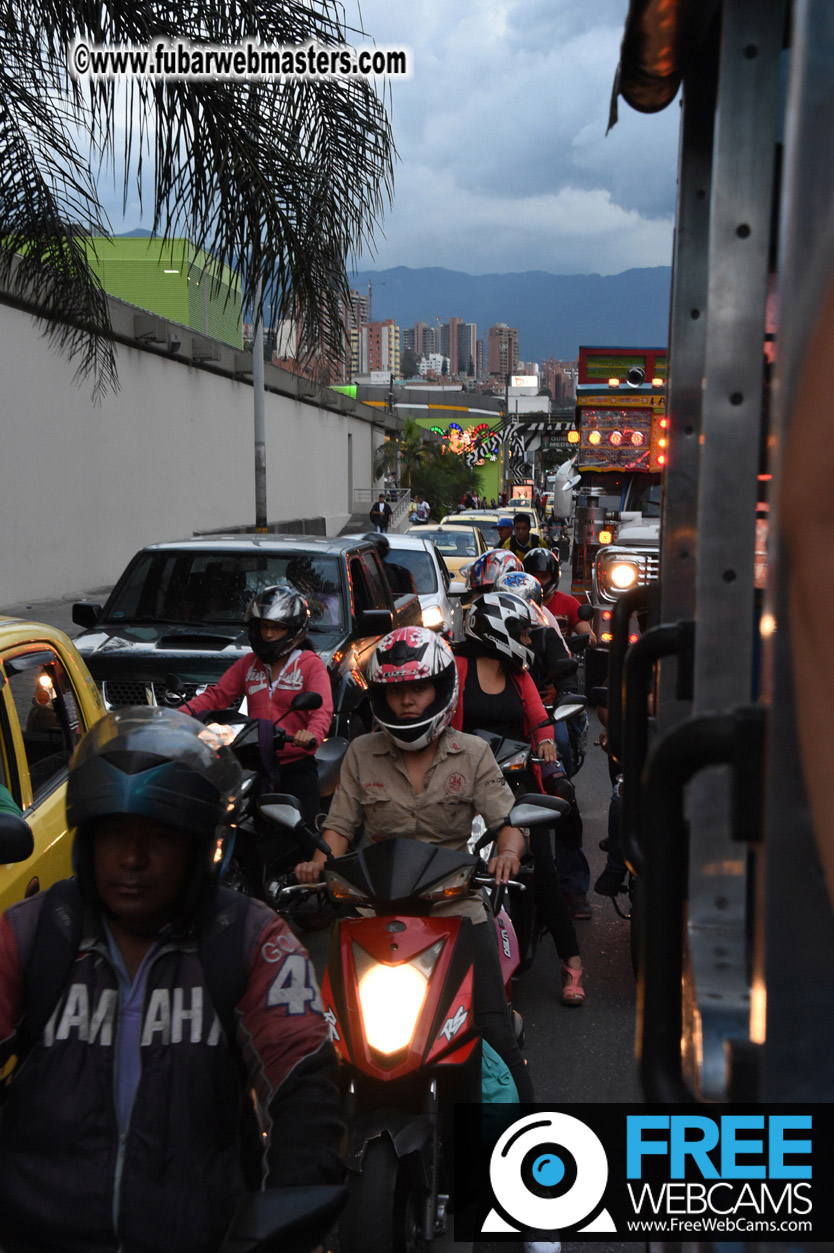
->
267;794;565;1253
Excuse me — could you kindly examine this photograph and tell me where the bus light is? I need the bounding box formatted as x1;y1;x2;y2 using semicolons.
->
608;377;620;387
609;430;623;447
598;530;613;544
657;453;666;466
651;377;664;387
588;430;601;446
659;417;669;428
628;633;639;644
658;437;667;448
567;430;580;444
602;611;613;621
630;431;644;446
600;632;613;644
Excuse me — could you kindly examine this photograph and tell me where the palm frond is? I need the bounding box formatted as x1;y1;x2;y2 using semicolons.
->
0;0;394;392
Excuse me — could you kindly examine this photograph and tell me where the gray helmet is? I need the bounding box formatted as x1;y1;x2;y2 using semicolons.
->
67;706;242;909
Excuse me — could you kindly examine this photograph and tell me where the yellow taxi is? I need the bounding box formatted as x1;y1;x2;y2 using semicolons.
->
439;510;547;551
0;617;105;911
406;522;488;579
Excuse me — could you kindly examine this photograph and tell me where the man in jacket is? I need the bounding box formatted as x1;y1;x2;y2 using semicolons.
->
369;493;393;533
502;512;548;559
0;707;342;1253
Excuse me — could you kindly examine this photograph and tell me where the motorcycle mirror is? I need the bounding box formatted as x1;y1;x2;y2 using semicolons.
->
509;798;569;826
218;1184;348;1253
258;796;304;829
0;813;34;863
289;691;323;712
552;702;587;722
164;672;188;703
577;604;594;622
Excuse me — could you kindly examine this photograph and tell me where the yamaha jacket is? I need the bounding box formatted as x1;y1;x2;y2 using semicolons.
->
0;889;342;1253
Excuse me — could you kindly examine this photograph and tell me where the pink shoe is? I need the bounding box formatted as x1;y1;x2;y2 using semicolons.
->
561;963;585;1006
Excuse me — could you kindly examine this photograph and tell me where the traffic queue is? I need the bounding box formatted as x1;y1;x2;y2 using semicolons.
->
0;491;598;1253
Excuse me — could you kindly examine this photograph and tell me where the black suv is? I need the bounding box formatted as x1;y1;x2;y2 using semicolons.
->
73;534;421;737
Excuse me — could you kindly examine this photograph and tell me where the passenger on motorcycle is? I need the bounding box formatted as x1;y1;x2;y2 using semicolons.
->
522;548;597;646
453;592;585;1003
462;547;523;606
0;707;342;1253
178;584;333;832
493;572;591;920
293;626;536;1102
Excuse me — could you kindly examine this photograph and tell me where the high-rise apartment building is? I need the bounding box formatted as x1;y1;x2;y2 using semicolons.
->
488;323;519;378
357;319;401;376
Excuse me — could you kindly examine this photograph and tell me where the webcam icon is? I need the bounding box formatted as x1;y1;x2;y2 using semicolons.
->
482;1112;617;1234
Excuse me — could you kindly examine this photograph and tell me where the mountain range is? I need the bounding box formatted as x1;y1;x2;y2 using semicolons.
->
116;234;671;361
348;265;672;363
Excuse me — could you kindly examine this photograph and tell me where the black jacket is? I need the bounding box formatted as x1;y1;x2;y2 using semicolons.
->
0;889;342;1253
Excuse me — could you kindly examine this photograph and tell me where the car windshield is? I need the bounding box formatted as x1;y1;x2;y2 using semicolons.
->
103;552;346;631
421;529;480;558
461;518;500;547
383;548;438;594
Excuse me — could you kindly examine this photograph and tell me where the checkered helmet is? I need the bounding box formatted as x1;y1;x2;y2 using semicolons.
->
465;548;523;592
367;627;459;751
493;570;544;607
463;591;547;670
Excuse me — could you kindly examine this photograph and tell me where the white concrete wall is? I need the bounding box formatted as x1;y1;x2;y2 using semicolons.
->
0;298;383;603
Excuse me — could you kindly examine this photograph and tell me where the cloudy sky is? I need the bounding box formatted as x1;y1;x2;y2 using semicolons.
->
348;0;681;276
104;0;681;279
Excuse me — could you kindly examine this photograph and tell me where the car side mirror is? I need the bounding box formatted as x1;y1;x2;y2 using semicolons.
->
72;603;102;629
0;813;34;864
355;608;394;637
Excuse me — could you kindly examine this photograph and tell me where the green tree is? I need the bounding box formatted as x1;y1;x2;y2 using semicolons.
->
373;417;428;488
1;2;393;395
411;448;479;521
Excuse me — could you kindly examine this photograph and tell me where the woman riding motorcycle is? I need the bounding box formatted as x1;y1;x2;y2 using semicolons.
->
452;591;585;1004
293;626;535;1103
178;583;333;832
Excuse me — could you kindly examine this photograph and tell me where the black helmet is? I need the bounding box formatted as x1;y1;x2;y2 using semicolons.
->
522;547;560;591
245;583;310;663
67;706;242;909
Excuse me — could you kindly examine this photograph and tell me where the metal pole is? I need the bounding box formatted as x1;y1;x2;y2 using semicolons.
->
253;277;267;532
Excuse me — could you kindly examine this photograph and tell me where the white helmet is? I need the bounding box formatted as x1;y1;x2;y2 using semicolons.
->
367;627;459;751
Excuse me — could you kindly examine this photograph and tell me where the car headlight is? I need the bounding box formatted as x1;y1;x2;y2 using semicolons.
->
421;605;445;630
609;562;639;589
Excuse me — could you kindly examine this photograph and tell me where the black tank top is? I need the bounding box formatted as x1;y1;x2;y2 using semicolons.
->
461;659;525;741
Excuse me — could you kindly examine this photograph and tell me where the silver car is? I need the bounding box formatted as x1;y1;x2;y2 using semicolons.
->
374;532;462;640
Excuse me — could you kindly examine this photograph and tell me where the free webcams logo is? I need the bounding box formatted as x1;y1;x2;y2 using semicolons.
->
454;1105;828;1241
482;1112;616;1236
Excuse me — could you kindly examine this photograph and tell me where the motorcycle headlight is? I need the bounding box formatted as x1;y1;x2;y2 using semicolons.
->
421;605;445;630
354;940;443;1054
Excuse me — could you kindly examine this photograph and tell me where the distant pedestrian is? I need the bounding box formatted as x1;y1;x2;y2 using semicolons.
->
410;493;431;524
490;497;497;509
370;493;393;533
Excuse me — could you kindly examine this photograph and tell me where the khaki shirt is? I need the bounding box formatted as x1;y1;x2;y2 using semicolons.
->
325;728;520;922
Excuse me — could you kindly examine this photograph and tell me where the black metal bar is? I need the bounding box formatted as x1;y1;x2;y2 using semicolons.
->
621;621;694;874
638;712;737;1103
606;585;647;767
